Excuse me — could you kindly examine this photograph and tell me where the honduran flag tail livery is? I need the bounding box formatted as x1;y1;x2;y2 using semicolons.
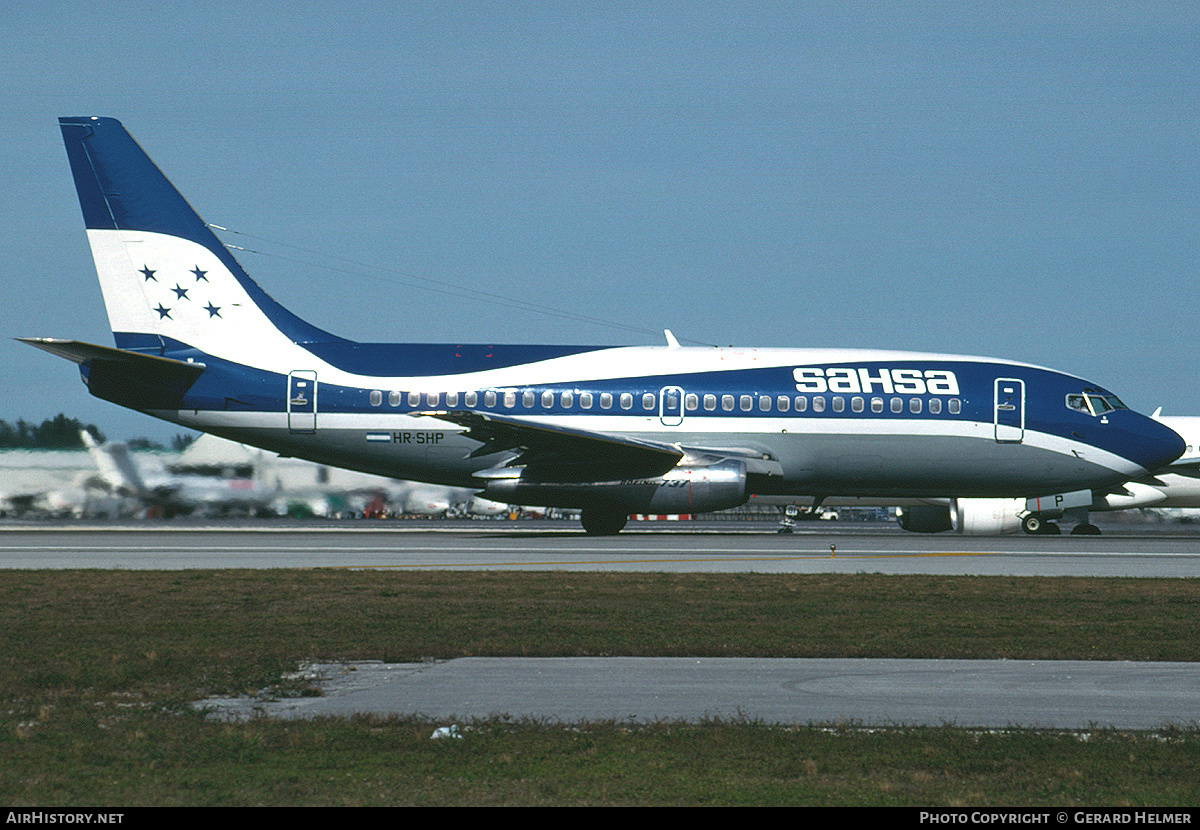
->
22;116;1183;534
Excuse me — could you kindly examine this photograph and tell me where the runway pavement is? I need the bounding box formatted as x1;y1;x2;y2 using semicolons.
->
2;518;1200;576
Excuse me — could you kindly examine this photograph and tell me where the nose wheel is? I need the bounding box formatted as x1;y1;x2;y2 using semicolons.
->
1022;514;1060;535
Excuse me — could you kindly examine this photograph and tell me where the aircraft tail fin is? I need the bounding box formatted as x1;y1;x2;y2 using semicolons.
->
57;117;342;361
80;430;148;498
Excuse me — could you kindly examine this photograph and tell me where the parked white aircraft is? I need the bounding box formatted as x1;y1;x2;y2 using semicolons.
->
80;430;281;517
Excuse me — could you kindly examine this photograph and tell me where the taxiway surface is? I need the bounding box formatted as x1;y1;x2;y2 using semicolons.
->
198;657;1200;730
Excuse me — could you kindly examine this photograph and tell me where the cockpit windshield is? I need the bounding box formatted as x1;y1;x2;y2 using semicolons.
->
1066;392;1128;416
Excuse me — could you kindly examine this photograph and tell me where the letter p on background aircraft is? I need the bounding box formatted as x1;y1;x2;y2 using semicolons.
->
21;117;1185;534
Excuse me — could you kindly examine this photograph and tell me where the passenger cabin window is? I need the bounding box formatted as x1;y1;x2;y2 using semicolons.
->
642;393;656;410
851;397;864;413
759;395;771;412
928;398;941;415
523;390;535;408
542;391;554;408
812;397;825;413
561;391;574;408
704;394;717;411
722;395;734;411
685;393;699;411
504;391;516;408
484;391;496;407
832;396;845;413
871;397;883;413
408;391;421;407
948;399;961;414
465;391;478;407
600;392;613;409
620;393;634;410
580;392;593;409
370;390;382;407
740;395;752;412
777;396;790;412
890;397;903;413
910;397;922;414
426;392;440;408
794;396;807;412
446;392;459;407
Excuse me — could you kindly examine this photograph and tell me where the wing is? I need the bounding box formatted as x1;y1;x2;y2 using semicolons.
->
423;409;685;479
421;410;785;481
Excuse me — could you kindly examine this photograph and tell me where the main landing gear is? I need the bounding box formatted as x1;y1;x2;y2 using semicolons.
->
580;506;629;536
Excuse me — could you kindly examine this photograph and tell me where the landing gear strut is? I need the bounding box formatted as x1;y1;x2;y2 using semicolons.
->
778;505;798;534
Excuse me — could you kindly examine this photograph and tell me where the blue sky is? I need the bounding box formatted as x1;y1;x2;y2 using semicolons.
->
2;2;1197;440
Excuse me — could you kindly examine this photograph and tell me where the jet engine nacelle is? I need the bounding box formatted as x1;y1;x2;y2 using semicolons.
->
481;459;748;514
897;504;954;533
951;498;1024;536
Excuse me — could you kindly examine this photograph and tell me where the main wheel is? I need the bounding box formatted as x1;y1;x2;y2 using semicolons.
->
1070;523;1101;535
1022;514;1043;535
581;507;629;536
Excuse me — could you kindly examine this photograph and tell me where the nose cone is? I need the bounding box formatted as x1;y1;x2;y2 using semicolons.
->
1128;413;1186;472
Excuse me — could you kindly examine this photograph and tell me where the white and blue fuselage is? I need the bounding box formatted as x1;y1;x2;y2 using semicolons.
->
26;117;1183;533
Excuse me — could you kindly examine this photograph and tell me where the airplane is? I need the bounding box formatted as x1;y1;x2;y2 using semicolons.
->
20;117;1185;535
81;430;281;518
0;454;126;518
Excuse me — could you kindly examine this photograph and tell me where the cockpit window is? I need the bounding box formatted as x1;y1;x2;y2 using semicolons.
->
1067;392;1128;416
1066;394;1089;413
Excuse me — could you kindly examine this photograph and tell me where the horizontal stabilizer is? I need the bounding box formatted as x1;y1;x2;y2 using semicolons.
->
17;338;206;377
18;338;206;410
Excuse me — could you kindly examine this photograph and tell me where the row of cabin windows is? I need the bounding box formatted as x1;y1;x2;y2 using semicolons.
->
368;389;961;415
694;393;960;415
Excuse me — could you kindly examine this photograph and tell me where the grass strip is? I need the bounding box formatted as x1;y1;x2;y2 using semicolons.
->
2;570;1198;806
